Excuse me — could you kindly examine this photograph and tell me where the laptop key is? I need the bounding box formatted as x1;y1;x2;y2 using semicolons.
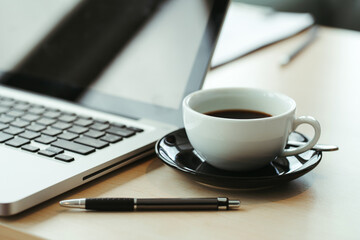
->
0;132;13;143
36;117;57;126
74;136;109;149
67;126;88;134
5;137;30;147
90;122;110;131
106;127;135;138
0;123;8;131
0;106;9;113
21;113;41;122
74;118;93;127
35;135;57;144
46;146;64;154
10;119;30;128
58;114;77;123
42;128;62;136
3;126;24;135
7;110;25;118
13;102;30;111
0;99;15;107
84;129;105;138
127;126;144;133
100;134;122;143
0;115;14;124
57;132;79;141
78;115;92;119
52;121;72;130
43;111;61;119
55;154;74;162
51;139;95;155
26;124;47;132
38;150;56;157
111;122;126;128
94;118;109;124
28;106;46;115
21;144;40;152
19;130;41;140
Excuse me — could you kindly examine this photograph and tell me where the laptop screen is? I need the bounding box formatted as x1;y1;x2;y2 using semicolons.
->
0;0;229;126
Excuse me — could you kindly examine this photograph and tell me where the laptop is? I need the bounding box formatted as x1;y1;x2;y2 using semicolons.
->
0;0;229;216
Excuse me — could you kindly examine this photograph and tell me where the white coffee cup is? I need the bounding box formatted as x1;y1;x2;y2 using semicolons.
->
182;88;321;171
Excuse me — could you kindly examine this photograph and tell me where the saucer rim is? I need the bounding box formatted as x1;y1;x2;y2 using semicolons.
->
155;128;322;187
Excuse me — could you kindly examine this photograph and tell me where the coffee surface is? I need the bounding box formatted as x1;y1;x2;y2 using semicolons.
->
205;109;272;119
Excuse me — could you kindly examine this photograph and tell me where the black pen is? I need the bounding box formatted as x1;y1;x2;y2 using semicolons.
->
59;197;240;211
280;25;318;66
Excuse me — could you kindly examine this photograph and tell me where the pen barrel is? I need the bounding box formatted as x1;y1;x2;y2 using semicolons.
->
83;197;235;211
135;198;228;210
86;198;134;211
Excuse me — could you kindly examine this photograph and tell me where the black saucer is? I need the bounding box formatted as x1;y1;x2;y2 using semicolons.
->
155;128;322;189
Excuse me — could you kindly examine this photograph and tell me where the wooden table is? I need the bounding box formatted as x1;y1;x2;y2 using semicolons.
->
1;26;359;240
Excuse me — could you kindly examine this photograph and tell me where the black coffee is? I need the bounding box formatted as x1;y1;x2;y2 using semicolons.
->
205;109;272;119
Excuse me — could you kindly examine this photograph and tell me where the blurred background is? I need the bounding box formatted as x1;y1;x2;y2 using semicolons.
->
235;0;360;31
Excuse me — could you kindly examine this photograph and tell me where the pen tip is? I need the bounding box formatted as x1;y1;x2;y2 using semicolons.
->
228;200;240;209
59;199;85;208
279;56;290;67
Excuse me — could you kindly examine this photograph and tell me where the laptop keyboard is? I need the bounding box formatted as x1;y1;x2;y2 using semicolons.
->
0;95;143;162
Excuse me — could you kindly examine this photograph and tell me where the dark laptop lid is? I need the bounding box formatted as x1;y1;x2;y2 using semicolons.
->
0;0;229;126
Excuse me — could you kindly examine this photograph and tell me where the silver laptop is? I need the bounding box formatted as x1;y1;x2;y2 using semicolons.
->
0;0;229;216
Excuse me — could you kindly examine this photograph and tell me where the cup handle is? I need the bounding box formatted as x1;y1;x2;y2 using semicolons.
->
281;116;321;156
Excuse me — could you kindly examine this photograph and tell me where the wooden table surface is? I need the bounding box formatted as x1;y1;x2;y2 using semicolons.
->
1;26;359;240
